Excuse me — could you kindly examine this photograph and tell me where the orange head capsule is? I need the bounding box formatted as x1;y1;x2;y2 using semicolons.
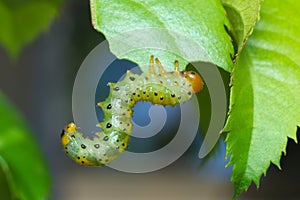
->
183;71;204;93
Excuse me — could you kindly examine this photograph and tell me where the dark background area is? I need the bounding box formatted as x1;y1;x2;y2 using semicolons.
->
0;0;299;199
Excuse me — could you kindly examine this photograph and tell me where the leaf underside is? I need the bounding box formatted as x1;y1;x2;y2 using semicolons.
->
90;0;234;72
222;0;261;56
224;0;300;197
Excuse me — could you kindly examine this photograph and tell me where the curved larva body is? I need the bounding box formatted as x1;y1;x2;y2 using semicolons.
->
61;56;203;166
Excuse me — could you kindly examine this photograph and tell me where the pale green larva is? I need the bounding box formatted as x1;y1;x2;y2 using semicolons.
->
61;56;203;166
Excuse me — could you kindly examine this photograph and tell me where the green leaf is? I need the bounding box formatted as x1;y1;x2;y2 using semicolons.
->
224;0;300;198
0;160;12;200
222;0;261;55
90;0;234;72
0;0;63;58
0;91;51;200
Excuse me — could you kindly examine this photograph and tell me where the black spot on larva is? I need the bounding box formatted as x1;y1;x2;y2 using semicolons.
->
71;135;76;139
106;104;112;109
103;136;109;141
187;91;192;95
60;130;65;137
122;113;126;115
81;161;85;164
130;76;135;81
116;139;119;142
105;159;109;162
143;91;146;94
123;128;126;131
94;144;100;149
130;99;133;101
99;158;102;161
106;123;112;128
147;95;150;98
145;76;149;80
160;96;164;100
83;156;86;158
65;147;67;149
178;96;181;100
171;93;176;98
120;121;123;124
77;156;80;160
66;151;69;154
154;92;158;96
133;92;136;95
122;143;125;146
81;144;86;149
113;87;120;91
125;100;128;103
127;124;130;126
137;94;140;97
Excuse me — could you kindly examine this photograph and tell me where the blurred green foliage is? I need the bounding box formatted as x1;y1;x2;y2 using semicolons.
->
0;0;63;58
0;91;51;200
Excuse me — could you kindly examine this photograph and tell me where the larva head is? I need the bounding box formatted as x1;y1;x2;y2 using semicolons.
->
183;71;204;93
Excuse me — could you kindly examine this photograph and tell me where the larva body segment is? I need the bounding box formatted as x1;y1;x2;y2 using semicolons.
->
61;56;204;166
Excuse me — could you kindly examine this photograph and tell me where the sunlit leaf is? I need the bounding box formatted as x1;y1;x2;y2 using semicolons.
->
222;0;261;54
224;0;300;197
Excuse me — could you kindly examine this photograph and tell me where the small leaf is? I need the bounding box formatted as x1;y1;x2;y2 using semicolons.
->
0;91;51;200
222;0;261;55
0;0;63;58
90;0;234;72
224;0;300;198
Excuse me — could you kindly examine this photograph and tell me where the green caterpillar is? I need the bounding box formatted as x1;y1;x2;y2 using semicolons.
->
61;56;203;166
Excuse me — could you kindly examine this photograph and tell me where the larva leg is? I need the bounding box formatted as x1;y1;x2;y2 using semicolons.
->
174;60;179;72
148;55;156;74
155;58;167;75
173;60;180;76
